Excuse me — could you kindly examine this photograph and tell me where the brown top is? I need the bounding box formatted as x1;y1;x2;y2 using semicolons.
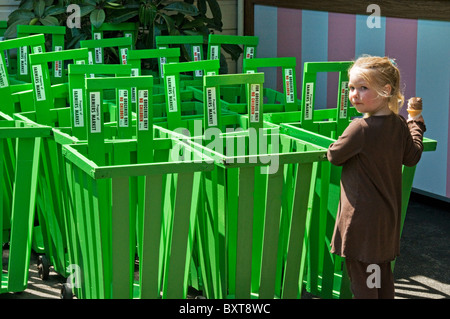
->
327;113;426;263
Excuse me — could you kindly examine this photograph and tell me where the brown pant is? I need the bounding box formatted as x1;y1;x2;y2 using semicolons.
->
345;259;395;299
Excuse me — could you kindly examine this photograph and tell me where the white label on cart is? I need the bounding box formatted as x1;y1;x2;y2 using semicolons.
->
193;45;201;61
32;64;46;101
138;90;149;131
54;45;63;78
250;84;260;123
284;68;295;103
90;91;101;133
206;87;217;126
339;81;349;119
304;82;314;120
4;50;8;67
0;37;5;67
0;37;7;67
118;89;129;127
158;46;166;78
246;46;255;59
166;75;177;113
72;89;84;127
159;56;166;78
19;46;28;75
210;45;219;60
87;51;94;77
0;57;8;88
246;70;255;74
33;45;43;54
125;33;132;38
120;47;128;65
193;45;203;77
88;51;93;65
94;33;102;63
131;68;138;103
206;71;216;76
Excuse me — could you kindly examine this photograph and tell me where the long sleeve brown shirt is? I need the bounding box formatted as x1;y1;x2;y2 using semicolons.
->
327;113;426;263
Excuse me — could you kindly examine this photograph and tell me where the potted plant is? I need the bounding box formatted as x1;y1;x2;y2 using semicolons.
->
5;0;242;72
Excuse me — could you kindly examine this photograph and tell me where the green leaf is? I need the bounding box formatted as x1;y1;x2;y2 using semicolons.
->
7;9;36;24
122;3;140;10
90;9;106;29
44;0;54;6
108;10;139;24
34;0;46;18
181;18;205;30
106;1;122;7
197;0;207;15
79;5;96;18
40;15;59;26
204;16;222;32
4;19;31;38
19;0;34;11
66;33;87;49
206;0;222;27
84;0;97;6
222;43;243;61
144;5;157;27
163;2;199;17
159;13;175;35
30;17;39;25
44;5;67;16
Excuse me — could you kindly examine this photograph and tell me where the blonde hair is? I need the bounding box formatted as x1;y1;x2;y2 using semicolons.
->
349;55;404;114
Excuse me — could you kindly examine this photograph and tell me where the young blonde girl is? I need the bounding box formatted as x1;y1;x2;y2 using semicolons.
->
327;55;426;299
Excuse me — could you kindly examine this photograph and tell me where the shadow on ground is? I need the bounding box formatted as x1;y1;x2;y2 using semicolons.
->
1;192;449;300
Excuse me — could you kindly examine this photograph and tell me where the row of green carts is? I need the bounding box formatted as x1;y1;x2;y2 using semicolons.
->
0;23;436;299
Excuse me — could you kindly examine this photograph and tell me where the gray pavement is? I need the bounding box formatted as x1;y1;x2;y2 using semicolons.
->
1;192;449;300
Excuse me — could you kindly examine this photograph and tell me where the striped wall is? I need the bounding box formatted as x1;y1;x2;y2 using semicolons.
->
253;5;450;201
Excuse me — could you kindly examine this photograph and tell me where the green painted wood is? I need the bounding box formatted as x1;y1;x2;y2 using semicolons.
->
80;36;132;65
0;34;46;116
163;60;220;131
6;137;40;292
163;172;195;299
111;176;132;298
234;166;255;299
17;25;66;83
207;34;258;68
156;35;205;78
139;174;163;299
243;57;299;112
258;167;283;298
281;162;313;299
67;63;132;140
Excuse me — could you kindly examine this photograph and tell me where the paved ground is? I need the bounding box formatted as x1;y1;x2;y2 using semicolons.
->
1;191;449;300
392;192;450;299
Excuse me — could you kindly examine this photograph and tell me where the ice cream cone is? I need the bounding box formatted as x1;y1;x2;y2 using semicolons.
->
407;109;422;117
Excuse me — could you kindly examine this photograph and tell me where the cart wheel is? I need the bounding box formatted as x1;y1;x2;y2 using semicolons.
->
37;255;50;280
60;283;73;299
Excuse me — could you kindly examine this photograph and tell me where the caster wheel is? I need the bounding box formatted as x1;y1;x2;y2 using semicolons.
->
60;283;73;299
37;255;50;280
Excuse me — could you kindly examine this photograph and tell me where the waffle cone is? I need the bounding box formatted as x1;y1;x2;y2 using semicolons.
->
407;109;422;117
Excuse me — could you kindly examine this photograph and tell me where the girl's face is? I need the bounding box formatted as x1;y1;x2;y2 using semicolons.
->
349;67;391;116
